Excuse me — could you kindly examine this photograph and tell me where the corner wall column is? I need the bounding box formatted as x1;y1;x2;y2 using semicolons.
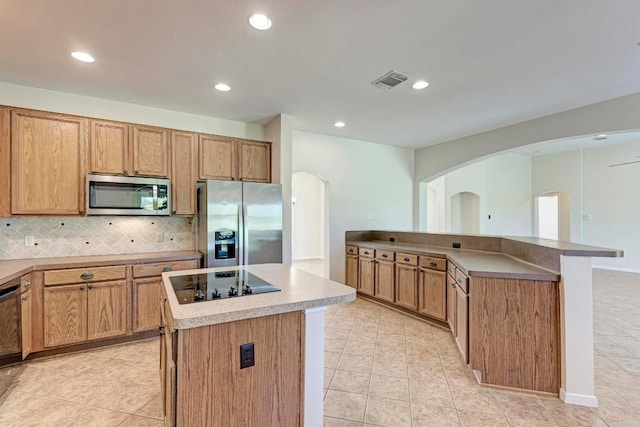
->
304;306;326;426
559;255;598;407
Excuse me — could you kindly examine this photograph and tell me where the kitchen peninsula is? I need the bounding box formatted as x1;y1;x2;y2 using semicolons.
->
160;263;355;427
345;230;622;408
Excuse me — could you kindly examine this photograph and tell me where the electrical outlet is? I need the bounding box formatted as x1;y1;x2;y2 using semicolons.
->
156;232;164;242
24;235;35;247
240;343;254;369
452;242;461;249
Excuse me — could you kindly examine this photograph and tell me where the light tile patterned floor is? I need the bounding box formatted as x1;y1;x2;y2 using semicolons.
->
0;268;638;426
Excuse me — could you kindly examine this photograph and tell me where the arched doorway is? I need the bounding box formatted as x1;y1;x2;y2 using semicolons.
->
450;191;480;234
291;172;329;278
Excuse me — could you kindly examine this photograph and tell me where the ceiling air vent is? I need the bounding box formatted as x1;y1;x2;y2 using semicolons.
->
371;70;411;90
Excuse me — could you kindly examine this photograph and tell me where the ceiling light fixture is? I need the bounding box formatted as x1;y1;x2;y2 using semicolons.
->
249;14;272;30
412;80;429;90
70;51;95;63
214;83;231;92
594;134;608;141
334;121;346;128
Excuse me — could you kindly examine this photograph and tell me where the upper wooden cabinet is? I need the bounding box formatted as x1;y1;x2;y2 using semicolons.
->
238;139;271;182
199;135;236;180
0;108;10;217
171;131;197;215
11;110;87;215
131;125;169;177
89;120;129;175
199;136;271;183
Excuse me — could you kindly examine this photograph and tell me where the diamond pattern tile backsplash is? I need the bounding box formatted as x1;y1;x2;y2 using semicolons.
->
0;216;195;260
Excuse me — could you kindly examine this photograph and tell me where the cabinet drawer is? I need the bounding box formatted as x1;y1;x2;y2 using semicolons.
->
455;268;469;294
359;248;375;258
133;260;199;278
44;266;126;286
376;250;395;261
396;253;418;266
419;256;446;271
346;245;358;255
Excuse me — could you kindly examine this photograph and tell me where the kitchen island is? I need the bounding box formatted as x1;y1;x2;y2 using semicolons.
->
160;263;356;427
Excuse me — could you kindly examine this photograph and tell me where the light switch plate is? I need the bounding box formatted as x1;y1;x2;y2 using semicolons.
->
24;235;35;247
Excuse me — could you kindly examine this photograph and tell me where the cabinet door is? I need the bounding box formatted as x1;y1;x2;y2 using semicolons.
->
89;120;129;175
447;275;456;334
11;110;87;215
0;107;9;217
21;289;32;359
358;258;375;296
238;139;271;182
374;260;395;303
395;264;417;310
44;284;87;348
418;269;446;320
87;280;127;340
171;131;197;215
345;254;358;288
199;135;236;180
133;277;163;333
131;125;168;177
455;285;469;363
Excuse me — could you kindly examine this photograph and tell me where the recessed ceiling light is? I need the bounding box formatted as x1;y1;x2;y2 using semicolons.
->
412;80;429;90
214;83;231;92
249;14;272;30
70;51;94;63
594;134;608;141
334;121;346;128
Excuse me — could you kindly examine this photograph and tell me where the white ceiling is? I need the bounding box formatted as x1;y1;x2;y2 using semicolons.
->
1;1;640;149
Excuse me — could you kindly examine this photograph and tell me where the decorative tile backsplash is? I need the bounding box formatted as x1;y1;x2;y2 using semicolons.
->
0;216;195;260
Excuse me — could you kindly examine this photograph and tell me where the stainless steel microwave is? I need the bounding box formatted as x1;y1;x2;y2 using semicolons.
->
86;174;171;216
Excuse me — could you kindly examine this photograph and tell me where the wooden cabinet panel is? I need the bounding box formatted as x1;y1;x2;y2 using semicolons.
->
132;260;199;278
131;125;168;177
345;254;358;289
238;139;271;182
358;257;375;296
21;289;32;359
199;135;236;180
374;260;395;303
11;110;87;215
447;274;456;333
419;256;446;271
376;250;395;261
359;248;375;258
89;120;129;175
44;265;126;286
396;252;418;266
418;269;446;320
346;245;358;255
395;264;417;310
133;277;163;333
44;284;87;348
0;108;10;217
0;290;20;357
455;284;468;363
171;131;197;215
87;280;127;340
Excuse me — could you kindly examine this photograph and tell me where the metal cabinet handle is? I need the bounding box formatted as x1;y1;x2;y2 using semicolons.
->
88;284;94;289
79;286;86;290
80;273;94;280
23;280;31;288
364;251;369;255
123;169;128;174
403;257;410;262
22;295;29;301
382;254;388;258
451;283;456;288
159;325;165;336
429;261;437;267
457;278;462;284
134;170;140;174
162;266;173;272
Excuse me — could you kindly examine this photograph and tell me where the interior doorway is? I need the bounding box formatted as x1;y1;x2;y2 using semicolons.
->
291;172;329;278
450;191;480;234
535;191;571;241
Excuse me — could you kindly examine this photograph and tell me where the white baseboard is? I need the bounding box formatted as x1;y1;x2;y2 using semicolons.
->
592;265;640;274
292;257;324;262
560;389;599;407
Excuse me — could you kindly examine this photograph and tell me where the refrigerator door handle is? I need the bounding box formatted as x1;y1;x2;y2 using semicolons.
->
242;204;249;265
238;204;244;265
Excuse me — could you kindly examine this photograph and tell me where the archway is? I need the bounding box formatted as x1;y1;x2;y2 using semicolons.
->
291;172;329;278
450;191;480;234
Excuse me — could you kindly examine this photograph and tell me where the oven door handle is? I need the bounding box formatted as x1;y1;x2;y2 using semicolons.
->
0;285;20;304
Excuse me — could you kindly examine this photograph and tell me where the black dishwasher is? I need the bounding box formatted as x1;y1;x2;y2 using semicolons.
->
0;277;22;367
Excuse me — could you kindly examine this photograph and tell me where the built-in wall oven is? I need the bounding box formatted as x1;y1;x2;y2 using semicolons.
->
0;277;22;367
86;174;171;216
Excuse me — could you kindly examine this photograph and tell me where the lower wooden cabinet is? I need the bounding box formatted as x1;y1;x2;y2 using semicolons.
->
418;269;446;320
446;274;456;332
455;284;468;362
358;257;375;296
345;254;358;288
21;289;32;359
374;260;395;303
44;280;127;348
395;264;417;310
160;299;177;426
133;278;164;333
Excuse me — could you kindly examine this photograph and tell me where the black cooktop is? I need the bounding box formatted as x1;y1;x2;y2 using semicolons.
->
170;270;281;304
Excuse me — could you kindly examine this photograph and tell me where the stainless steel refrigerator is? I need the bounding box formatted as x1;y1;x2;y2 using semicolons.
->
197;180;283;268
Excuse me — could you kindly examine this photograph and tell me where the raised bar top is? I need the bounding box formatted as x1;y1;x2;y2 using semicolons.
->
162;263;356;329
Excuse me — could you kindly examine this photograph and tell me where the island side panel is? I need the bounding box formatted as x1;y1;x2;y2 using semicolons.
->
177;311;302;427
470;277;560;393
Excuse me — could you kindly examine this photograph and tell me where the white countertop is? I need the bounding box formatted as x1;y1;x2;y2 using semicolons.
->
162;263;356;329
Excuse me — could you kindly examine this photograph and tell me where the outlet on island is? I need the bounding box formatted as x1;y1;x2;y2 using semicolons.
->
240;342;255;369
